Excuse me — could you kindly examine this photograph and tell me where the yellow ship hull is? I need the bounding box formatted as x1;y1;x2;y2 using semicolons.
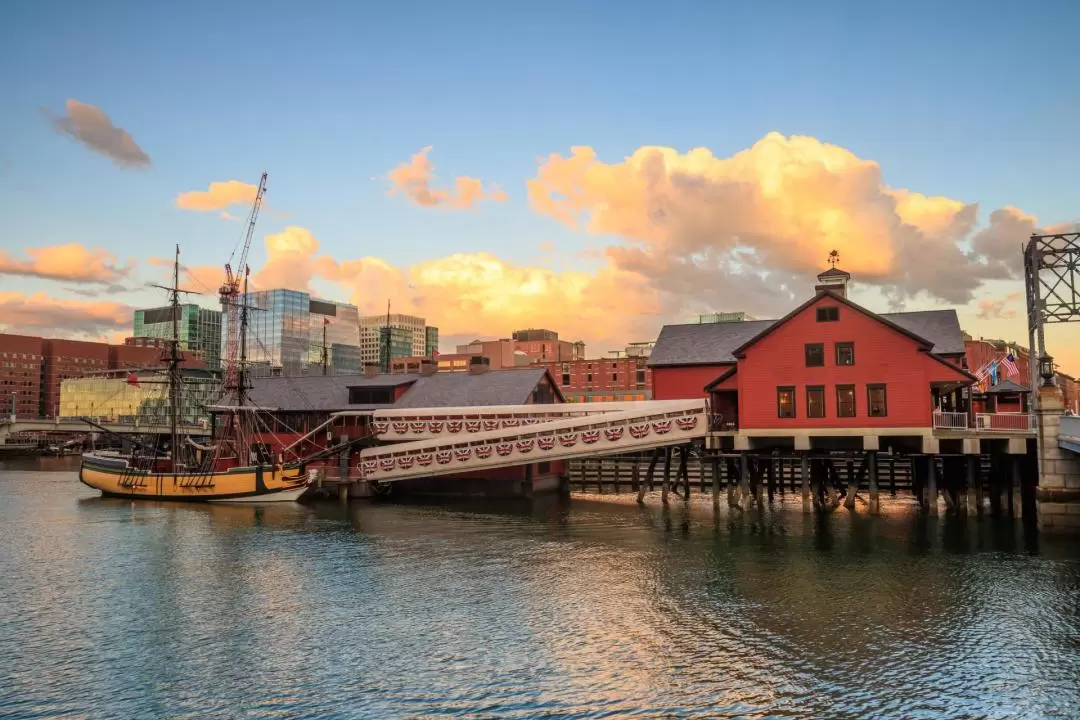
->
79;454;309;502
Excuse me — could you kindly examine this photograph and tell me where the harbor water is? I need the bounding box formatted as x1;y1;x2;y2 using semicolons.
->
2;457;1079;719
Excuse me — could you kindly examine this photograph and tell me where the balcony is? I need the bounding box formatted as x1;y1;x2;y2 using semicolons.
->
932;411;1035;434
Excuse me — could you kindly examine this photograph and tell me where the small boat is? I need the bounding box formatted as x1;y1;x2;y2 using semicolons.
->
78;180;312;503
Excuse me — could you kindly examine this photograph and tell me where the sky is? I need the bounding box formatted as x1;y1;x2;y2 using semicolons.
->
1;0;1079;368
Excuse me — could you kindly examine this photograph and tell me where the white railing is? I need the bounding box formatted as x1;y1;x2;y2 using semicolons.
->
932;411;969;430
975;413;1035;432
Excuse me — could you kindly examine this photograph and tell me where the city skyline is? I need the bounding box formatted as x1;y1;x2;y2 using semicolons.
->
2;2;1079;370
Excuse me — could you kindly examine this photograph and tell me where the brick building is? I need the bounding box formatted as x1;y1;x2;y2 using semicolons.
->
538;356;652;402
0;334;44;418
0;332;207;419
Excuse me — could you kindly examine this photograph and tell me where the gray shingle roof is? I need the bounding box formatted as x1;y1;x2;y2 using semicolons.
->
649;308;965;367
240;374;419;412
983;379;1031;394
648;320;777;366
221;368;556;412
882;310;965;355
393;368;553;408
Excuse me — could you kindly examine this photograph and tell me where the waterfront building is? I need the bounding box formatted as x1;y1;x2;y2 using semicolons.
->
537;356;652;402
0;334;43;419
133;304;222;370
235;289;362;377
359;313;436;365
59;367;219;426
510;328;583;363
649;265;976;440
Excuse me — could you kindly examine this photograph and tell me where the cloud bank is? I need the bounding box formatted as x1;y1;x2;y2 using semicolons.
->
0;292;132;336
44;99;150;169
176;180;259;212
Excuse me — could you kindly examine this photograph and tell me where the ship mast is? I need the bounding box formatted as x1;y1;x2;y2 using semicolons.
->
168;245;183;480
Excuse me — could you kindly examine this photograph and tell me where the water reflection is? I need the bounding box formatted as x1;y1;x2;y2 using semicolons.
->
1;470;1078;719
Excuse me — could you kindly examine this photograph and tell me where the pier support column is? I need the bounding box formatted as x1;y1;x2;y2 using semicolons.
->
338;481;349;504
726;459;738;508
925;456;938;515
868;451;880;514
739;453;750;507
800;453;810;511
966;455;981;514
661;446;672;505
711;456;721;509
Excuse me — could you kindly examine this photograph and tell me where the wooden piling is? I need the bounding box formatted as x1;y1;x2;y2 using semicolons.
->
739;453;750;507
676;447;690;501
646;450;659;491
868;451;879;514
966;455;979;514
889;458;897;495
925;456;938;515
766;455;776;504
727;458;738;508
800;454;810;510
338;481;349;504
711;456;721;508
661;446;673;504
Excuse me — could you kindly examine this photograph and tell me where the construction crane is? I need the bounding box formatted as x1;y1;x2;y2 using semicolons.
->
220;172;268;392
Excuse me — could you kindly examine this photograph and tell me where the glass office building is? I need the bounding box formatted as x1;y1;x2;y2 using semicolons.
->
133;304;222;369
59;368;220;427
230;289;362;377
425;326;439;357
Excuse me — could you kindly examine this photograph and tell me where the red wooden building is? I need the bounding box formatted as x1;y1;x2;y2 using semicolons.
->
649;267;976;449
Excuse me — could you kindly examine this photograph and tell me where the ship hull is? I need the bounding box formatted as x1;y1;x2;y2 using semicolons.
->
79;454;309;502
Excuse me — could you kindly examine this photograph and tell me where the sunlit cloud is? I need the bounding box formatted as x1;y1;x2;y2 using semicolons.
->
528;132;1038;307
388;146;507;210
175;180;258;212
0;292;132;336
0;243;132;284
976;291;1024;321
42;99;150;168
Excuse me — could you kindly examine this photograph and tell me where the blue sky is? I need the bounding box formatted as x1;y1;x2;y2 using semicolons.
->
1;0;1078;357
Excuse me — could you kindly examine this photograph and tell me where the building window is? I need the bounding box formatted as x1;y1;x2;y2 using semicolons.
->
816;307;839;322
777;386;796;418
586;373;592;382
805;343;824;367
636;368;646;386
561;373;570;385
611;373;618;382
867;384;887;417
836;342;855;366
837;385;856;417
807;386;825;418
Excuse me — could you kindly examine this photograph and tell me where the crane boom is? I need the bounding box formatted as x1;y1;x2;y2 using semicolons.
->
220;172;268;393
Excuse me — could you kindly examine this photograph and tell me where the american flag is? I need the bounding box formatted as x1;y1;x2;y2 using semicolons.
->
1000;354;1019;377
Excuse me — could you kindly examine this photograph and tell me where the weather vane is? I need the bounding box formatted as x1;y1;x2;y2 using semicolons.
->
828;249;840;269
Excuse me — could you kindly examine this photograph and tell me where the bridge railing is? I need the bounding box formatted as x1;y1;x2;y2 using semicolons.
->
932;411;969;430
974;413;1035;432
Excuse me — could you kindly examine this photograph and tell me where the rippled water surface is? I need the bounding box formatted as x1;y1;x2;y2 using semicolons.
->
2;458;1079;719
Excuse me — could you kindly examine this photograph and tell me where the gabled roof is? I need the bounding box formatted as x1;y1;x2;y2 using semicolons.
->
883;310;965;355
732;291;934;358
649;297;966;367
392;367;563;408
240;373;420;412
648;319;776;366
704;366;738;392
983;379;1031;394
817;267;851;279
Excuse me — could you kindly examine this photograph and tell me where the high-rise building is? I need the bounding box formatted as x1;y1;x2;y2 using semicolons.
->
133;304;223;369
359;313;437;365
379;327;414;372
233;289;362;377
425;326;439;357
0;334;44;418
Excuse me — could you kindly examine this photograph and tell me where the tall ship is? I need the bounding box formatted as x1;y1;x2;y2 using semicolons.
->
79;174;311;502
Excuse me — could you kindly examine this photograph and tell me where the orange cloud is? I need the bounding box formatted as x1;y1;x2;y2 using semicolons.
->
528;132;1034;305
388;147;507;210
176;180;258;212
976;291;1024;321
0;292;132;335
0;243;132;284
252;226;320;292
43;99;150;169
